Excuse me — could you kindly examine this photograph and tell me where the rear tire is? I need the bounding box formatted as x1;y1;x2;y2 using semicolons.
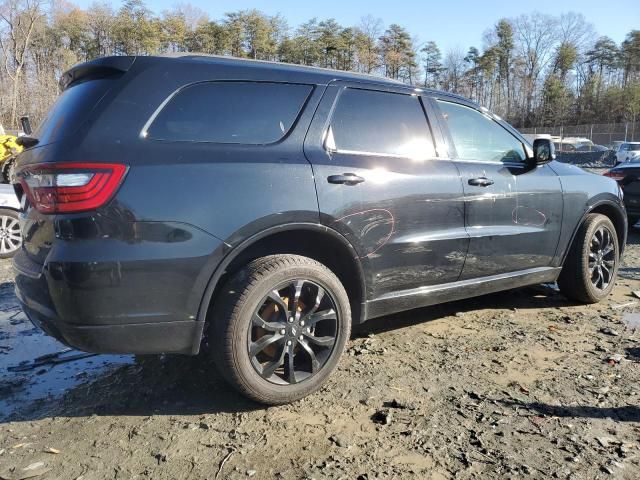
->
558;214;619;303
209;254;351;405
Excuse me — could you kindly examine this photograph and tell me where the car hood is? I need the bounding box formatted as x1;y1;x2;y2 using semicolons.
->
549;160;620;196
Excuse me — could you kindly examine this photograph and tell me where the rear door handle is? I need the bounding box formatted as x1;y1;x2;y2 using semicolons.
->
468;177;494;187
327;173;365;186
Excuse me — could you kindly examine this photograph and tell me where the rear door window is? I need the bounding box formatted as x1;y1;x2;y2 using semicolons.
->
146;82;312;144
327;88;435;160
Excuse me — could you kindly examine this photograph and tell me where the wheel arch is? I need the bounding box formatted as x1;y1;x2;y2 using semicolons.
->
562;198;627;266
194;223;368;352
0;206;20;214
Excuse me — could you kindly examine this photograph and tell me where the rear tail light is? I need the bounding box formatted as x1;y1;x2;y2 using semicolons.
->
603;170;625;182
19;162;127;213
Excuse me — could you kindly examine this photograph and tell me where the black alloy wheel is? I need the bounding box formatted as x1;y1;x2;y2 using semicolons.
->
248;279;339;385
210;254;351;404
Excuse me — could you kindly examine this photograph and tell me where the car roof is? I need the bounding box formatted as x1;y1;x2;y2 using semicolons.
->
134;54;473;103
62;54;483;114
154;53;406;85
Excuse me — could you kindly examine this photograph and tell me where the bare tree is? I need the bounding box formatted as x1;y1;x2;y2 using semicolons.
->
0;0;44;127
356;15;382;74
513;13;558;125
441;47;465;93
558;12;596;51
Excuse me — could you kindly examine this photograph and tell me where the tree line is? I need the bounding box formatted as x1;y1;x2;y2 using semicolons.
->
1;0;639;131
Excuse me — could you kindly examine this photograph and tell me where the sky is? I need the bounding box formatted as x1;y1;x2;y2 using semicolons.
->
73;0;640;53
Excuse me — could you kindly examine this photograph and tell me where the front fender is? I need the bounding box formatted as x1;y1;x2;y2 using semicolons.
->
557;194;627;266
550;162;626;266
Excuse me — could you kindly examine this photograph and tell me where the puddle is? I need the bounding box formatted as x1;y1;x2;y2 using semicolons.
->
0;301;133;420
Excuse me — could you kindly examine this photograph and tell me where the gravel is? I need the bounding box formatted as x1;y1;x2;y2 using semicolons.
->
1;230;640;479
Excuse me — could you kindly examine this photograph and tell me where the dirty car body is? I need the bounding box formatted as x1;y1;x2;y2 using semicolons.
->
12;55;627;403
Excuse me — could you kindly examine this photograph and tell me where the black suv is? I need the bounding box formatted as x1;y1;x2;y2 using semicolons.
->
13;55;626;404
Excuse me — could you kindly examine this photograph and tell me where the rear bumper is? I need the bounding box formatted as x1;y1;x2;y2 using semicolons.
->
12;220;225;355
16;284;203;354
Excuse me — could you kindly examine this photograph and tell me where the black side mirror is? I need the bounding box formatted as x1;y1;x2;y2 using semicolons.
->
20;116;32;136
532;138;556;165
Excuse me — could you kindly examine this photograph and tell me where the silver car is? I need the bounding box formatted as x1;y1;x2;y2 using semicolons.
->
616;142;640;164
0;183;21;258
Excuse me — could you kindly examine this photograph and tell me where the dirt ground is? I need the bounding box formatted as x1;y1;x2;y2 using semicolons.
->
1;231;640;480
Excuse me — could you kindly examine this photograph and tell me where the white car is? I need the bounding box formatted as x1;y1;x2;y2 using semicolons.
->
0;183;21;258
616;142;640;164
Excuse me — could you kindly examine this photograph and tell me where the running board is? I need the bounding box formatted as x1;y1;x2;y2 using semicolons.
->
365;267;562;320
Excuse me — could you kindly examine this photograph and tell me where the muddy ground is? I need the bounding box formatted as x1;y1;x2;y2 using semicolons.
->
1;232;640;479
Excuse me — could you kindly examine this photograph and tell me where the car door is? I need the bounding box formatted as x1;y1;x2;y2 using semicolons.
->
304;83;468;304
430;97;562;279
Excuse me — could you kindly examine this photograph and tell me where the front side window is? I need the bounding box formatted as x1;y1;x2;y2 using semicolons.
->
328;88;435;160
147;82;312;144
437;100;526;163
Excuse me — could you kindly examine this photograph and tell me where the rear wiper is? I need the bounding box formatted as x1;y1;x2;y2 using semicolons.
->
16;136;39;148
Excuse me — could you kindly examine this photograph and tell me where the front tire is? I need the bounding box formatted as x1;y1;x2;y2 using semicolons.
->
558;213;619;303
209;254;351;405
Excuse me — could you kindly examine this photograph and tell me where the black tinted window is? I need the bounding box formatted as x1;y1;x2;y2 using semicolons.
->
36;79;113;146
147;82;312;144
437;100;526;163
329;88;435;160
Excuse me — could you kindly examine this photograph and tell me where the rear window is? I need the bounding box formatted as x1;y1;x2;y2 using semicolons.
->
328;88;435;159
146;82;312;144
35;79;113;146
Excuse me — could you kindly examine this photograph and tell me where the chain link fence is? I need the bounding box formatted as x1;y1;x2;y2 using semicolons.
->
520;122;639;146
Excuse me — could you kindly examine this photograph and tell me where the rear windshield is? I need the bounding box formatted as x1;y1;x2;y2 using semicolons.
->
146;82;313;144
35;79;113;145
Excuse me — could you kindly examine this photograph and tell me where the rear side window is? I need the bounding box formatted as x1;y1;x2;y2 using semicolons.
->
36;79;114;146
146;82;312;144
437;100;526;163
328;88;435;160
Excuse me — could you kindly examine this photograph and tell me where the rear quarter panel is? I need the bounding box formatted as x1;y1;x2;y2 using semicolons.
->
13;61;327;344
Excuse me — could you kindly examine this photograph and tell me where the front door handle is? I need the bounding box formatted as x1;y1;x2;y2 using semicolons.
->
468;177;494;187
327;173;365;186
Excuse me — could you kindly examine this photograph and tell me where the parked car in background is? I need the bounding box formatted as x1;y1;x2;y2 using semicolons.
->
552;136;608;153
0;183;22;258
13;55;628;404
615;142;640;164
607;141;624;151
605;162;640;226
575;143;608;152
